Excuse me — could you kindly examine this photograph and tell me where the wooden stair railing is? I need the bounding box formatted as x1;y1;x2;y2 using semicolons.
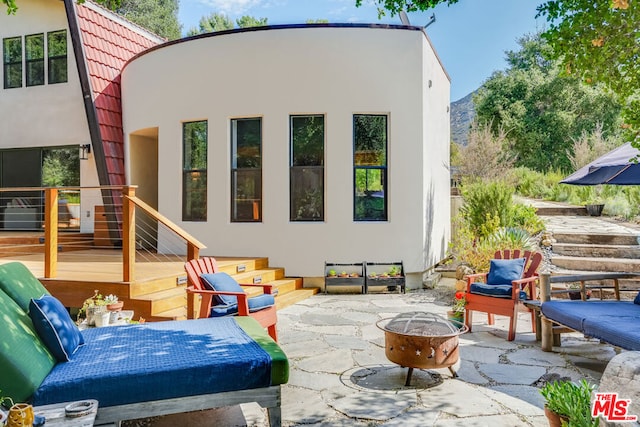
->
42;185;206;282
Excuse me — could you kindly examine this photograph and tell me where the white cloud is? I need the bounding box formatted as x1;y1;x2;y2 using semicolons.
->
196;0;270;16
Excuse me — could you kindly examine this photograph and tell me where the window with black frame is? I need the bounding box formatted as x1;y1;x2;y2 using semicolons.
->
47;30;67;84
231;118;262;222
353;114;388;221
182;121;207;221
25;33;44;87
290;115;324;221
3;36;22;89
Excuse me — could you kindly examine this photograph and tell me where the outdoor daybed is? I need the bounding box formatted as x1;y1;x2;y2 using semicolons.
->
539;272;640;352
0;262;288;426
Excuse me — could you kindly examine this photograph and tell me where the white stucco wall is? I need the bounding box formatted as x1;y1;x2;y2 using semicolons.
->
0;0;89;150
122;25;450;281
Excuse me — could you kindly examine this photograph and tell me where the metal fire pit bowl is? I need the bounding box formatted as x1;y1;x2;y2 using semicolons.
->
376;312;468;386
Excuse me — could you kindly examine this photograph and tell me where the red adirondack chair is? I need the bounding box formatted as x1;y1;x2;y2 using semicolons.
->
464;249;542;341
185;257;278;341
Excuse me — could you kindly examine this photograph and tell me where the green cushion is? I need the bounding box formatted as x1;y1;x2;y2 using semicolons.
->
0;262;49;311
0;288;56;402
235;317;289;385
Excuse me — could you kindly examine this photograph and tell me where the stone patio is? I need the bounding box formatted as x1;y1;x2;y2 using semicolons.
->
138;282;621;426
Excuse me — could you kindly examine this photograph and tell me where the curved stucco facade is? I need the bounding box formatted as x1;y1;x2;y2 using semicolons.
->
121;25;450;285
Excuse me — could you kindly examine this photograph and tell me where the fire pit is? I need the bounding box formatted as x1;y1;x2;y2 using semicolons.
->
376;312;468;386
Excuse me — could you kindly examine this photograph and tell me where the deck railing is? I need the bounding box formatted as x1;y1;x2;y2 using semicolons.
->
0;185;205;282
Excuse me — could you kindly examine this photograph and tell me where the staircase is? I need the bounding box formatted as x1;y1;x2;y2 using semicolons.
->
536;202;640;291
98;256;318;322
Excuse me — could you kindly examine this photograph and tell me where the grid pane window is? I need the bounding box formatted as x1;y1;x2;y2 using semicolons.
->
354;114;388;221
47;30;67;84
182;121;207;221
231;118;262;222
25;34;44;87
290;115;324;221
3;37;22;89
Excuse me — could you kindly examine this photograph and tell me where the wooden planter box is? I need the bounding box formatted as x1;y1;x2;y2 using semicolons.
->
324;262;365;294
365;261;405;293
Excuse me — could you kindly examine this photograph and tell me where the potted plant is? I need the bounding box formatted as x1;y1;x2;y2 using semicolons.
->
104;294;124;311
540;379;598;427
567;283;592;300
327;269;337;278
339;271;349;278
447;291;466;326
78;290;108;326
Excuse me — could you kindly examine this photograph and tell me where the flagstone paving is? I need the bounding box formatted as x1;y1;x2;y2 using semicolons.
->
135;283;621;426
273;287;616;426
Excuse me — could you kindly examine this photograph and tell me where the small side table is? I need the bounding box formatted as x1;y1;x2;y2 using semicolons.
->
33;400;98;427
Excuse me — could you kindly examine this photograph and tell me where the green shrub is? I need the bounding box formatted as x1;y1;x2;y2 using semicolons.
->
507;204;546;235
459;181;515;238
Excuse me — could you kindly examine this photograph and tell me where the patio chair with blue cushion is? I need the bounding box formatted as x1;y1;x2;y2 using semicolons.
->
185;257;278;341
464;249;542;341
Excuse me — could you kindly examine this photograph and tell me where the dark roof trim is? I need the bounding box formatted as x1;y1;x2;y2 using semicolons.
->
63;0;110;187
123;23;427;72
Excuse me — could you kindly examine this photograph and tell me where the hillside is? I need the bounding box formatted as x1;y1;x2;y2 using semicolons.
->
450;92;475;146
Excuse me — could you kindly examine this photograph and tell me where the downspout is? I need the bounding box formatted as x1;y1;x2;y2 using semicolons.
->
64;0;121;246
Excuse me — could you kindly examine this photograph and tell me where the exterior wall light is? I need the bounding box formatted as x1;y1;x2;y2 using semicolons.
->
80;143;91;160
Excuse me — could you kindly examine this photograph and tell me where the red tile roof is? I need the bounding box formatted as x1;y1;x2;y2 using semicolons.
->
75;2;163;187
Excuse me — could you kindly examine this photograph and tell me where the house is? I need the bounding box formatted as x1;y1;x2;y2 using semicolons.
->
1;0;451;289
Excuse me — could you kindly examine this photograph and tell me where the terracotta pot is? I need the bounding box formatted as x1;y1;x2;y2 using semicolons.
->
544;406;569;427
107;301;124;311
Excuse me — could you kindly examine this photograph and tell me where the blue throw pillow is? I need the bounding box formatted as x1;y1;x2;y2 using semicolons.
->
29;295;85;362
634;291;640;305
486;258;526;286
200;272;244;306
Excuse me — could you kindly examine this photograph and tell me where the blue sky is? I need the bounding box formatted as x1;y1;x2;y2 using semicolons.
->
178;0;547;101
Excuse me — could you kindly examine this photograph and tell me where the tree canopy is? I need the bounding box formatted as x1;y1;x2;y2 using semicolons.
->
4;0;180;40
473;33;622;172
357;0;639;142
187;12;268;36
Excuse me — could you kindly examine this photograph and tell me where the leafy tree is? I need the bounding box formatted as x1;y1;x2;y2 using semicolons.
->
4;0;180;40
356;0;639;142
187;12;233;36
116;0;180;40
236;15;267;28
187;13;268;36
473;33;622;172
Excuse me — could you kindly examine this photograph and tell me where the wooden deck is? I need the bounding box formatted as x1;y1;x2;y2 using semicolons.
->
0;234;317;320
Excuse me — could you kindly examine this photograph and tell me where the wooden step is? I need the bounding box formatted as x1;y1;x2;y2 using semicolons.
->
146;306;187;322
552;242;640;259
129;275;184;297
234;268;284;285
535;206;588;216
551;255;640;273
275;288;319;310
127;286;187;317
214;257;270;276
553;232;640;246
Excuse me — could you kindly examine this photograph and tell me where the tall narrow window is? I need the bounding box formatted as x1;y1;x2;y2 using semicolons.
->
182;121;207;221
354;114;388;221
231;118;262;222
3;37;22;89
47;30;67;84
290;115;324;221
25;34;44;87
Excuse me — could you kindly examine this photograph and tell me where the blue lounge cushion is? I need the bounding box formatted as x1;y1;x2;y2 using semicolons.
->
486;258;526;285
210;293;276;317
29;295;85;362
32;318;273;407
634;291;640;305
200;272;244;306
469;283;513;298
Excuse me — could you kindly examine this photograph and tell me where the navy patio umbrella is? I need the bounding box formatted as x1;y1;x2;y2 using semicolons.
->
561;143;640;185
